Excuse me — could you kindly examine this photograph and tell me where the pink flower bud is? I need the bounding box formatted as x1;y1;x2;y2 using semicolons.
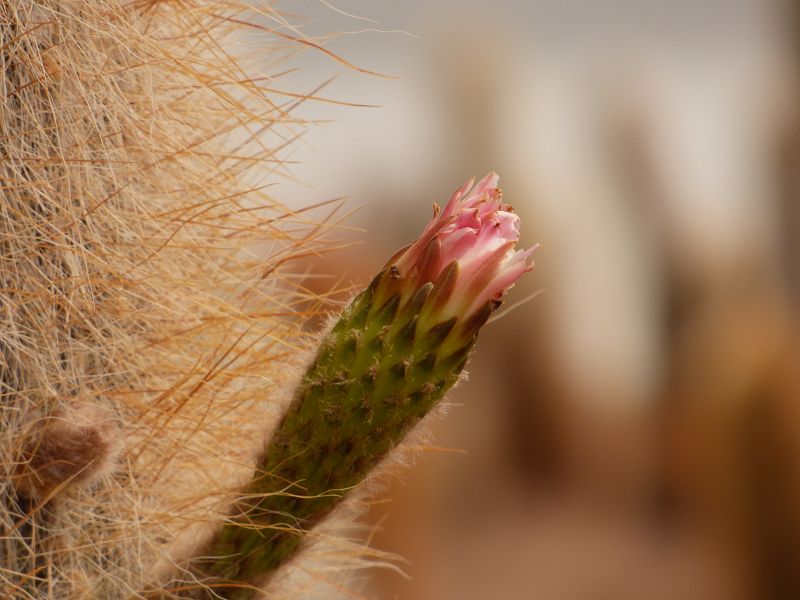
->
390;173;537;321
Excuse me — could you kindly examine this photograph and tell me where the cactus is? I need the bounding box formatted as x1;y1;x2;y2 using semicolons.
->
195;174;536;597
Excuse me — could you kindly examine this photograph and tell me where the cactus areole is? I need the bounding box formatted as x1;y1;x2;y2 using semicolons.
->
200;173;537;597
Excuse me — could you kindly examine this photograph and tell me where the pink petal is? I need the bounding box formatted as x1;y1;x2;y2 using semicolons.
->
386;173;536;320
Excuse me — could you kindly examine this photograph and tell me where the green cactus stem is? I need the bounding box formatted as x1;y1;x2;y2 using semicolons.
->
193;173;537;598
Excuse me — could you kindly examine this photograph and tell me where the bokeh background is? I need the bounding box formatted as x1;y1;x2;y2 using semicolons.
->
263;1;800;598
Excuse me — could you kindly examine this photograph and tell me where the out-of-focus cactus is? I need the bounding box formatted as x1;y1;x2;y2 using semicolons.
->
198;174;537;597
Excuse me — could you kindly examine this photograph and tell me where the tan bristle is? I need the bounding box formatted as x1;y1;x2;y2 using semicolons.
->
0;1;333;597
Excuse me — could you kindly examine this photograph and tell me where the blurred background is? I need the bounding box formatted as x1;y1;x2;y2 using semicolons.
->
260;0;800;598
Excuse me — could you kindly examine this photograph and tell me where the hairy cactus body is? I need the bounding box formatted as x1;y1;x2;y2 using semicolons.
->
0;2;325;598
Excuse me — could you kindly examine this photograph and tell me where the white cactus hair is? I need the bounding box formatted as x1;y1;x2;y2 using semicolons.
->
0;1;372;597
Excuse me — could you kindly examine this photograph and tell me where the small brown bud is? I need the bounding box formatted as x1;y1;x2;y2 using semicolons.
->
16;401;120;499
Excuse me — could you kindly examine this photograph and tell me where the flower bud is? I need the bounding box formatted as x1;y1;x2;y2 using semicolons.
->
374;172;537;346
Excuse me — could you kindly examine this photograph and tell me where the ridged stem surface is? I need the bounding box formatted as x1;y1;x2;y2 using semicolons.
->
199;265;491;597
